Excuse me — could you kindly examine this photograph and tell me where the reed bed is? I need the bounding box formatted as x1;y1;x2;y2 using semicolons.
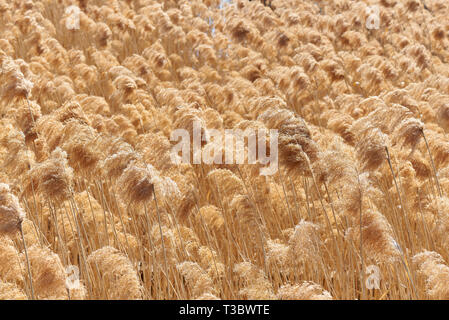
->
0;0;449;300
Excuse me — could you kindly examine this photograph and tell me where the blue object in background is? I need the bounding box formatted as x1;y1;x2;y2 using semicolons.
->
219;0;232;10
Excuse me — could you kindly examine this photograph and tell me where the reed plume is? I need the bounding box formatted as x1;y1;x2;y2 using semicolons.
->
87;246;143;300
413;250;449;299
0;280;27;300
234;262;275;299
117;163;154;205
176;261;217;299
22;148;73;202
0;183;25;235
26;245;68;300
277;282;332;300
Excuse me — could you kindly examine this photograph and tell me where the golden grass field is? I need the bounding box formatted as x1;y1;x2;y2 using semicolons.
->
1;0;449;300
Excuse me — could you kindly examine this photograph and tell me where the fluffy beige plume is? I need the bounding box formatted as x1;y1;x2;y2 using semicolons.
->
355;127;388;172
0;124;34;178
100;138;140;180
197;205;224;234
0;281;27;300
117;163;154;205
60;120;102;176
176;261;217;299
26;245;68;300
324;110;355;145
288;220;322;263
0;56;34;101
277;282;332;300
392;118;423;152
258;107;318;173
88;246;143;300
413;250;449;299
206;168;245;202
0;236;23;284
346;209;401;263
196;292;221;300
0;183;25;235
234;262;275;299
266;238;290;268
22;148;73;202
